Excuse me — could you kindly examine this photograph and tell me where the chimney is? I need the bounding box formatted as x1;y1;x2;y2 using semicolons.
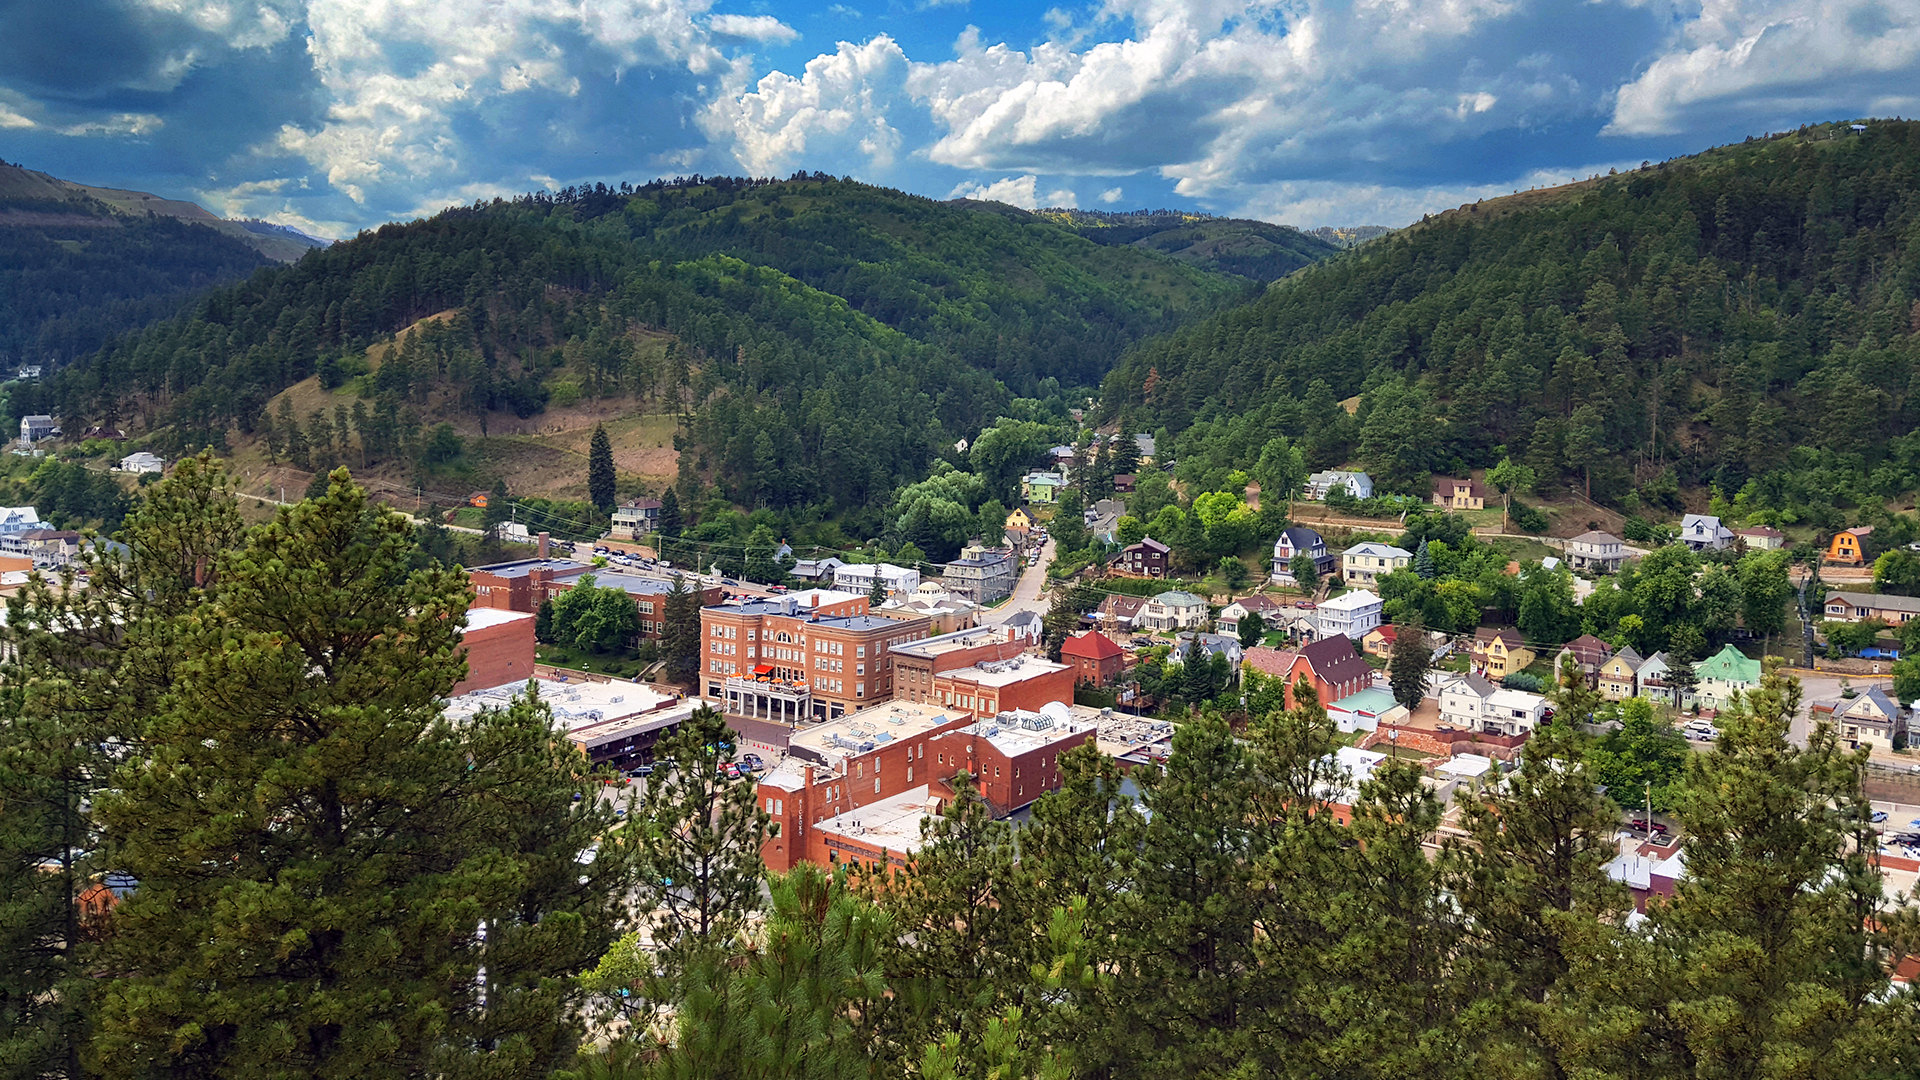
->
537;531;549;559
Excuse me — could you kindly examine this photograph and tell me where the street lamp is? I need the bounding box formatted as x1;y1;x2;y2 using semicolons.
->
1388;727;1400;761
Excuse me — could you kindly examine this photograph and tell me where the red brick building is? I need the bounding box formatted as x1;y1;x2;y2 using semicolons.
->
929;655;1075;718
451;609;537;695
702;590;932;722
469;558;721;639
1061;630;1127;687
756;701;1097;872
1244;636;1373;709
891;626;1032;704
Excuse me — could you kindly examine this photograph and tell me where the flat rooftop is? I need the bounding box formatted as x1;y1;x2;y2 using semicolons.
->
710;589;866;617
442;677;677;732
1093;708;1176;761
813;784;938;858
891;626;1015;660
942;654;1069;688
471;558;592;580
788;701;970;771
465;608;535;632
952;704;1099;758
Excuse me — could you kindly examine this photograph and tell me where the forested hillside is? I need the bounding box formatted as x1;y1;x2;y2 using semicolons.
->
17;175;1259;514
0;162;275;367
1040;207;1340;280
1110;119;1920;533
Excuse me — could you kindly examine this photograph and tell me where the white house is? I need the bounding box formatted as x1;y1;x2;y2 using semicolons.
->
116;451;163;474
1138;590;1209;631
18;415;56;447
0;506;41;536
1566;530;1627;573
831;562;921;599
1305;470;1373;501
1439;673;1499;729
1480;688;1549;736
1314;590;1381;640
1340;542;1412;586
1679;514;1734;552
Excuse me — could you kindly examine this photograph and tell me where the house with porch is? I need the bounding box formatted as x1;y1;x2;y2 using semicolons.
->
1218;594;1286;638
1471;627;1535;679
1566;530;1627;573
1271;527;1335;586
1679;514;1734;552
1341;542;1412;586
1431;474;1487;510
1138;590;1209;631
1598;647;1644;701
1693;644;1761;710
1812;687;1905;752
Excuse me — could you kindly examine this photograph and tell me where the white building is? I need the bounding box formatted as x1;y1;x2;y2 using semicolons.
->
831;562;921;599
1679;514;1734;552
1315;590;1381;640
18;415;56;448
1340;543;1412;586
116;451;163;474
1138;590;1209;631
1438;673;1547;736
0;506;41;536
1304;470;1373;501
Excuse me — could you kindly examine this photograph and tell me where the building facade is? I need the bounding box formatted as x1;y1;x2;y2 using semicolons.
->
701;592;933;722
941;551;1017;603
1341;543;1411;586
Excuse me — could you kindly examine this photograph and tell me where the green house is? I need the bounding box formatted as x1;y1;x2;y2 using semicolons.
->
1694;644;1761;710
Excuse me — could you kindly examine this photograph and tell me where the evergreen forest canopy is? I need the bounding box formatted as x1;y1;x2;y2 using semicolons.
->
13;173;1260;515
1034;207;1343;281
1109;119;1920;529
0;185;271;368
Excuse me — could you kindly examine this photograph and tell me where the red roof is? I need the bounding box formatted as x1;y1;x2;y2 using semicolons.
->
1371;625;1398;643
1062;631;1125;661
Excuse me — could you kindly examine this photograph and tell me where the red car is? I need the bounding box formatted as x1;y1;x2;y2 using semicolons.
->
1629;818;1669;834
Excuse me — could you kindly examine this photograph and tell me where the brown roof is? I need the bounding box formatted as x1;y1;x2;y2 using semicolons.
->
1432;474;1489;499
1298;635;1373;687
1559;634;1613;666
1736;525;1784;538
1243;647;1300;677
1233;594;1287;613
1099;595;1146;618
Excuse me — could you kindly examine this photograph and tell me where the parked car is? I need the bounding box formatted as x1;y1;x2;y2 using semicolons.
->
1872;810;1890;823
721;761;740;779
628;765;654;778
1629;818;1669;834
739;753;765;771
1859;647;1902;660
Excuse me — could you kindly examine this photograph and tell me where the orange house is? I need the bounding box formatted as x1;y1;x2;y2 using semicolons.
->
1827;526;1873;566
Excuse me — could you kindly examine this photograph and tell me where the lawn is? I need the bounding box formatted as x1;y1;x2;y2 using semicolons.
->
536;644;654;680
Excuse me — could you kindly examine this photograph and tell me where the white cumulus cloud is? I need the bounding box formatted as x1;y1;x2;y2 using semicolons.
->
946;173;1078;207
702;35;915;175
1609;0;1920;135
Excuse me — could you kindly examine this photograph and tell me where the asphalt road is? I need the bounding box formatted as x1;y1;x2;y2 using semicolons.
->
984;537;1056;624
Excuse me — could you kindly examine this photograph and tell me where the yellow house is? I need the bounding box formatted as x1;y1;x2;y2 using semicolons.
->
1598;646;1643;701
1472;627;1535;679
1006;507;1034;531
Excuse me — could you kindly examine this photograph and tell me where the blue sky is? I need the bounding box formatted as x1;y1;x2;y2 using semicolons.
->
2;0;1917;237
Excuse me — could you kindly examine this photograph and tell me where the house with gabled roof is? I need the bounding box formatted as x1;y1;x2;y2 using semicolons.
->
1432;474;1488;510
1305;470;1373;501
1679;514;1734;552
1598;646;1644;701
1218;594;1286;637
1634;651;1694;709
1250;635;1374;711
1736;525;1785;550
1814;687;1905;752
1096;594;1147;632
1471;627;1535;679
1567;531;1628;573
1271;527;1334;586
1555;634;1615;687
1693;644;1761;710
1341;542;1412;586
1823;591;1920;626
1113;536;1171;577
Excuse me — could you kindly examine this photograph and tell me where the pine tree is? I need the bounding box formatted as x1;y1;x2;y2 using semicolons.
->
868;573;888;608
1445;720;1626;1076
657;488;682;537
632;705;771;960
588;424;617;512
86;469;625;1079
1415;537;1436;580
1388;616;1433;709
865;772;1033;1075
1289;552;1320;595
484;476;513;534
660;574;702;686
0;694;88;1080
